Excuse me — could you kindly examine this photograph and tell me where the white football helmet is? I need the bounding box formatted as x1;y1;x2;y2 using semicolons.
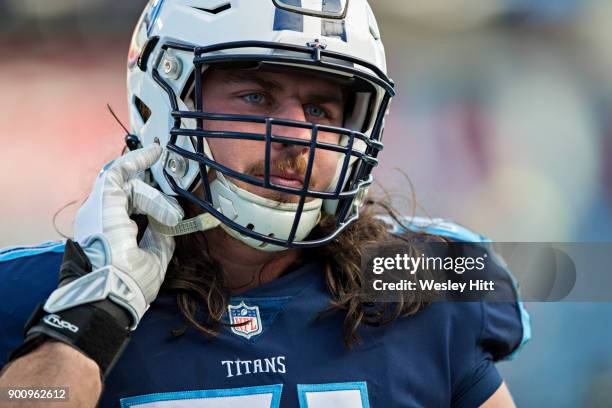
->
126;0;394;250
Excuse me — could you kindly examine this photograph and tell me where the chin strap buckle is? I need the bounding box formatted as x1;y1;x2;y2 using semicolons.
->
148;212;221;236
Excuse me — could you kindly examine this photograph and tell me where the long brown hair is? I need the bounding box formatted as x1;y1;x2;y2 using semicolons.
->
162;197;434;347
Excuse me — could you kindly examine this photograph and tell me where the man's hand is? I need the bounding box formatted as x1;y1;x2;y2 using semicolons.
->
0;145;184;406
45;144;184;327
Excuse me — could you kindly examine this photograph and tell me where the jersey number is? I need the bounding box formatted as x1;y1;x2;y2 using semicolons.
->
120;382;370;408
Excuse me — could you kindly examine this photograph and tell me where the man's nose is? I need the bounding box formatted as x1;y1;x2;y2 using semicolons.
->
270;102;312;155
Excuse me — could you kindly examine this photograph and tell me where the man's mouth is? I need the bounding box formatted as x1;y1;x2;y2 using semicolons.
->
254;172;304;189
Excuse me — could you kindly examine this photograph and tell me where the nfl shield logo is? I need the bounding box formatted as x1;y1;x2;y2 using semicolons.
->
228;301;263;339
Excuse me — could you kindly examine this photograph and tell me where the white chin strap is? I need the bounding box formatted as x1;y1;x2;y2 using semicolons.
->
150;172;323;252
210;172;322;251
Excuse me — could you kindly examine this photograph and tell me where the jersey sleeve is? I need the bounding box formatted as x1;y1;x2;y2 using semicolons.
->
463;240;531;362
384;215;531;360
450;250;528;407
0;241;65;367
454;242;529;406
384;216;531;406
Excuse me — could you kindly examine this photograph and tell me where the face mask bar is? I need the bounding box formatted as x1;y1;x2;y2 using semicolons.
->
151;39;395;248
169;112;378;197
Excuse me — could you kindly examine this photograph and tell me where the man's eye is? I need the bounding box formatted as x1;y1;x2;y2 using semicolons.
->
243;93;266;104
304;104;326;118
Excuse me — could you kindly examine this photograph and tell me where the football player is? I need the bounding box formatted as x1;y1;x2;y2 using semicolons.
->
0;1;529;407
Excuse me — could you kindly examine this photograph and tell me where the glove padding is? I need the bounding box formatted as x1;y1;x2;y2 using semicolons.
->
44;145;184;329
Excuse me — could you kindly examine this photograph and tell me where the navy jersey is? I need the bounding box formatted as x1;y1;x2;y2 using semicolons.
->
0;219;530;408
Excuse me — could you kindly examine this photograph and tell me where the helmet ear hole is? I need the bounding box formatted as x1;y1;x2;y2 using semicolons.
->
246;223;255;231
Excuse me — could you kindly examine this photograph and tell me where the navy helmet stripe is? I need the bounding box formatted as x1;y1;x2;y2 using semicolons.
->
321;19;347;42
273;0;304;32
273;0;347;42
322;0;347;42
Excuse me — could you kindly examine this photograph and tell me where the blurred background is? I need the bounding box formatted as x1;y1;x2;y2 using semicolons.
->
0;0;611;406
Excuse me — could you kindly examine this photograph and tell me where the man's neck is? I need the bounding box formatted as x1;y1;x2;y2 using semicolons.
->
204;227;302;294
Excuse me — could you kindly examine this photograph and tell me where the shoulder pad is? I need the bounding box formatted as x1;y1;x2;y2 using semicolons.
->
0;241;65;263
0;241;65;367
377;215;489;243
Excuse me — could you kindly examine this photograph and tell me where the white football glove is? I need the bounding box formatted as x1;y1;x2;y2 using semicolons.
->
44;145;184;329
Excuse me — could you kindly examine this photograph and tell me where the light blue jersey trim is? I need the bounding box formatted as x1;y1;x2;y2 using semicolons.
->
120;384;283;408
502;270;532;360
379;215;488;243
297;381;370;408
0;241;65;263
382;215;531;359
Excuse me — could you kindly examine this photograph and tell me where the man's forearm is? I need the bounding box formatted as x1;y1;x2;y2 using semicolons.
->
0;341;102;408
